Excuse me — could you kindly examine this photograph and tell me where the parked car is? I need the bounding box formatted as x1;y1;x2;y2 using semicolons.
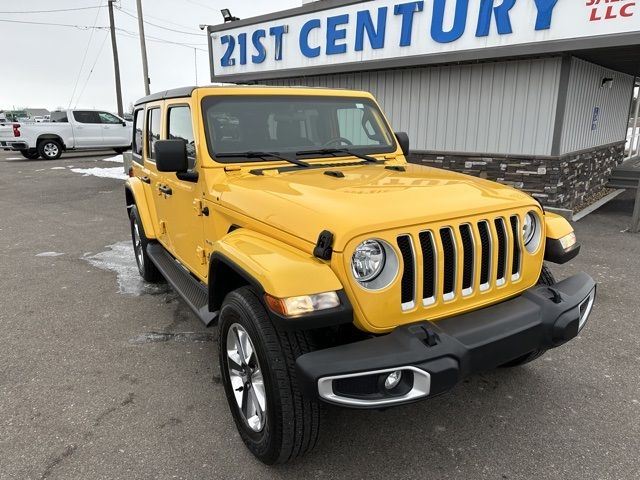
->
125;86;596;464
0;109;132;159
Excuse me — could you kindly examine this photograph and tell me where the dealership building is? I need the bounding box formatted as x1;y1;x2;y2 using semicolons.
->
207;0;640;209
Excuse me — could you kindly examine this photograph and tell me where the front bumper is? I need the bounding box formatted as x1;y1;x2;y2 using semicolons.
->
296;272;596;408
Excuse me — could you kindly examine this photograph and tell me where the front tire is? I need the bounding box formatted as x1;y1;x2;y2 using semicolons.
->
219;287;320;464
20;149;40;160
501;265;556;367
38;139;62;160
129;205;163;283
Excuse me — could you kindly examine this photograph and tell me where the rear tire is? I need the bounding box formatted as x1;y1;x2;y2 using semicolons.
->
218;286;320;464
20;149;40;160
501;265;556;367
129;205;163;283
114;146;129;154
37;139;62;160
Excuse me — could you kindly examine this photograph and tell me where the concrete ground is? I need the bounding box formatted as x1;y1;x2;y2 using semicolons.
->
0;149;638;480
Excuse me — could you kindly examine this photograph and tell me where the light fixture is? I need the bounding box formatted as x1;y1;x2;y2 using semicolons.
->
221;8;240;23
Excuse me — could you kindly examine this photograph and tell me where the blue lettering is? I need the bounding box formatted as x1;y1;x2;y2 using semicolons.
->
220;35;235;67
533;0;558;30
251;29;266;64
238;32;247;65
355;7;388;51
299;19;321;57
476;0;516;37
431;0;468;43
326;14;349;55
394;1;424;47
269;25;287;61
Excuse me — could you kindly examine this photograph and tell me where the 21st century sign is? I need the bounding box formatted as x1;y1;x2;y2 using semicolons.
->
209;0;639;80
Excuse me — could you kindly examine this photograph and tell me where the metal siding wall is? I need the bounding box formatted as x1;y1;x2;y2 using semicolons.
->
560;58;634;154
263;57;562;156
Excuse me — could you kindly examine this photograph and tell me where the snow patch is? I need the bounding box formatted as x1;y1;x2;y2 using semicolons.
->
101;154;124;164
50;167;65;170
84;241;169;296
36;251;64;257
6;157;22;160
70;167;127;180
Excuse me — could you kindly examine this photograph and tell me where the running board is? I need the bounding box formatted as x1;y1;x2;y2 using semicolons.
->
146;242;218;326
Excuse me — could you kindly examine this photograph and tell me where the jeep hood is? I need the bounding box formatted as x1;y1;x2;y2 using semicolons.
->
218;163;538;252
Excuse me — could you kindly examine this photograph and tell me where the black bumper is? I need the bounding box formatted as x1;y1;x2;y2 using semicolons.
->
296;273;596;408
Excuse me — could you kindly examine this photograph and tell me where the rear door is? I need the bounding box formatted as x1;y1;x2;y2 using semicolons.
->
98;111;130;147
71;111;103;147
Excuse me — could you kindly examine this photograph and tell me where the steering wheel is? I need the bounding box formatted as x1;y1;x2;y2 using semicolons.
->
322;137;353;147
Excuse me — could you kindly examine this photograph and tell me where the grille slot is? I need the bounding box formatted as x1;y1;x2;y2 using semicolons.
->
459;224;474;296
397;235;416;310
509;215;522;280
494;218;508;286
419;231;436;305
439;228;456;301
478;221;492;291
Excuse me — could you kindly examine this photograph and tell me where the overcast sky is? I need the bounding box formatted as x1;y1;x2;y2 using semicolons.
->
0;0;301;112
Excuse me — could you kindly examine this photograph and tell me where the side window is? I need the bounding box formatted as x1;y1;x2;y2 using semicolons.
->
73;111;101;124
132;109;144;160
98;112;122;124
146;108;161;161
167;106;196;170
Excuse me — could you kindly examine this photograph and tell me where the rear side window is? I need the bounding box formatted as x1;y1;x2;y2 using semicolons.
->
50;111;68;123
147;108;161;160
168;106;196;169
132;109;144;159
73;111;101;124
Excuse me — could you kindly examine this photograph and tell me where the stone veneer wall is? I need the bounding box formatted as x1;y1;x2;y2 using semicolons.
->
408;142;625;210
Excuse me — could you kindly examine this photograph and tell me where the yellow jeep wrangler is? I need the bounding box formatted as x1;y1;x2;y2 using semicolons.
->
125;86;595;464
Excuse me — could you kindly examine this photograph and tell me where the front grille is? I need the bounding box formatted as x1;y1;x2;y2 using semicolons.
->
397;214;523;311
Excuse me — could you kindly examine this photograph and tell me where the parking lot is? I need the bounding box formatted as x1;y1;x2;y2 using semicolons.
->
1;149;639;480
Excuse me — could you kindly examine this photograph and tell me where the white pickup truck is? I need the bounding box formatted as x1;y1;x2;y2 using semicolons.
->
0;109;132;160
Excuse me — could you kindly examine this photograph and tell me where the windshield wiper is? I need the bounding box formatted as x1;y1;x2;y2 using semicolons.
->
215;151;310;168
295;148;381;163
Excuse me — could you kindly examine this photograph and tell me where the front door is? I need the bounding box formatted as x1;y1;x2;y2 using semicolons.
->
98;111;130;147
153;102;207;279
72;110;103;147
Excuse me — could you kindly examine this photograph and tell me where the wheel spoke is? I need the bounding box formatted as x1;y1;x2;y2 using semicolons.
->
233;327;247;367
248;385;264;426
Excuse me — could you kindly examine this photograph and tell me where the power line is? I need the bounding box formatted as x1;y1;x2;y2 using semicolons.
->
0;18;108;29
183;0;219;13
0;6;106;14
115;7;203;36
68;0;104;109
119;6;200;32
74;33;111;108
116;29;207;51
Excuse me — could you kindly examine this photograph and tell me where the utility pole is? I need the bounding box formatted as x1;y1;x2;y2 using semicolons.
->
136;0;151;96
194;49;198;85
107;0;124;117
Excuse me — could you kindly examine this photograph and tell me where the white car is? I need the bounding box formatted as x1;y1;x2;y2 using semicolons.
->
0;109;132;160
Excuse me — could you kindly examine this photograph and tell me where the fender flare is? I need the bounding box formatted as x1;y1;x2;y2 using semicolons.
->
124;177;157;239
36;133;65;149
208;229;351;329
543;212;580;264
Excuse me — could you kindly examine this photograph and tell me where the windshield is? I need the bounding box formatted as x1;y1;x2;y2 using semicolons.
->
201;95;396;162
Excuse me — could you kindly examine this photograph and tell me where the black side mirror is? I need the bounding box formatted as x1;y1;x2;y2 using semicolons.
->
156;140;188;172
395;132;410;156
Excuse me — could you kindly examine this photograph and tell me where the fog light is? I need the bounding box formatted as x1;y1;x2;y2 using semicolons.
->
384;370;402;390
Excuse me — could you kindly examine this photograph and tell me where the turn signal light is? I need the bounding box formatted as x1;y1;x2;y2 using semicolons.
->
264;292;340;316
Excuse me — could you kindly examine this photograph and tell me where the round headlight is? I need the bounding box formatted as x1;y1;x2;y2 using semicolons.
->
351;240;385;282
522;211;542;253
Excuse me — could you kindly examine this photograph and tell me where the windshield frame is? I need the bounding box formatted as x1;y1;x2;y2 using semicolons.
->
200;94;398;164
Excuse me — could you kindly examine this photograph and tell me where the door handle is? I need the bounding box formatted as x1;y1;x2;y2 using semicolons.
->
139;175;150;184
158;185;172;195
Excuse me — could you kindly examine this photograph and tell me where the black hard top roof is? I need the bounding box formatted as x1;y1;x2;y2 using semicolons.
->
134;86;197;106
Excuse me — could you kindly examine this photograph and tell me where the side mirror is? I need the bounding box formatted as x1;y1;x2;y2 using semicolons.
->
395;132;410;156
156;140;188;172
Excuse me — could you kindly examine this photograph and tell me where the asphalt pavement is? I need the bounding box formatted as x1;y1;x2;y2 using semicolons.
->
0;149;638;480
